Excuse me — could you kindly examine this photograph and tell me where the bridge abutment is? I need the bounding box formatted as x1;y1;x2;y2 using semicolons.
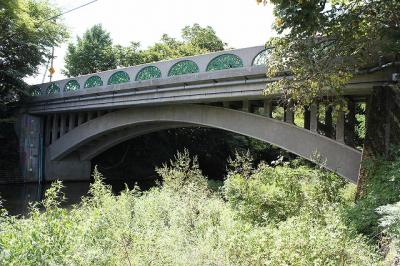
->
44;151;91;181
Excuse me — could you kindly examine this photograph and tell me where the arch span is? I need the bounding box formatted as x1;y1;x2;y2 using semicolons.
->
48;104;361;182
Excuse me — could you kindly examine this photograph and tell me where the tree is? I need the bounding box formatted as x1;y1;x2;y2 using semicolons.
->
116;24;226;67
64;24;117;77
0;0;68;107
260;0;400;107
182;23;226;52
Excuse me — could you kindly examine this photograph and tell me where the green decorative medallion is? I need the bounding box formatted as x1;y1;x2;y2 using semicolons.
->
252;50;268;66
64;80;80;92
30;86;42;96
168;60;199;76
135;66;162;81
206;54;243;71
84;76;103;88
107;71;130;85
47;83;60;94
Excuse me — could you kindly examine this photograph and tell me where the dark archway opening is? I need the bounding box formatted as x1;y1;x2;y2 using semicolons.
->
91;127;298;190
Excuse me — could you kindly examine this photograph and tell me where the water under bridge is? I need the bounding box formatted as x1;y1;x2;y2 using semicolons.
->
17;46;394;183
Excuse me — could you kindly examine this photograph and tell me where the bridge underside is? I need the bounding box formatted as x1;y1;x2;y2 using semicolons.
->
44;104;361;183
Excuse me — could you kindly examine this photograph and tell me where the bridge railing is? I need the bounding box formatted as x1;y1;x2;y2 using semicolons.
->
30;46;267;98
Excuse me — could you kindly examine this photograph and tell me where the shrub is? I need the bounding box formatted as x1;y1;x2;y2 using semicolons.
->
347;151;400;237
223;152;348;224
0;152;380;265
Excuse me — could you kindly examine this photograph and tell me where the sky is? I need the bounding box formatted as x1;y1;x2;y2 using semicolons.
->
26;0;275;84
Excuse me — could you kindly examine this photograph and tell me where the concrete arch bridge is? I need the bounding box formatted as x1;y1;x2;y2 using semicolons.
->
18;46;397;184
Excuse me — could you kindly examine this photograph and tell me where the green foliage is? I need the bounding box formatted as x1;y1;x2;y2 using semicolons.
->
263;0;400;107
0;153;380;265
64;24;118;77
181;23;225;52
0;0;68;106
64;24;226;76
347;151;400;237
223;152;347;224
156;149;208;191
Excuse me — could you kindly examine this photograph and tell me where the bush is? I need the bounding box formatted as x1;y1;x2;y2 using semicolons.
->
347;151;400;237
0;152;380;265
223;152;348;224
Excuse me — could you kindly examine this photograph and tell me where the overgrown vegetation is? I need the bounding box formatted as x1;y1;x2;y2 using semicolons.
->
0;151;385;265
347;150;400;238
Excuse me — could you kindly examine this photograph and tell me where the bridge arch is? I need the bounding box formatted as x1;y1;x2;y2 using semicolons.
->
48;104;361;182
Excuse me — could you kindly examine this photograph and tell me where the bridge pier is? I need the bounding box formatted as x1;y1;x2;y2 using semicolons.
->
15;114;44;183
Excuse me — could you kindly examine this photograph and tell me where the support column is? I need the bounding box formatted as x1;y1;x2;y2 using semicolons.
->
284;107;294;124
263;100;272;118
68;113;74;131
78;113;84;125
345;99;356;147
310;103;319;132
88;111;96;120
60;114;66;137
304;107;311;130
336;110;345;143
223;102;230;108
325;106;333;138
52;113;58;143
242;100;250;112
45;115;52;146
